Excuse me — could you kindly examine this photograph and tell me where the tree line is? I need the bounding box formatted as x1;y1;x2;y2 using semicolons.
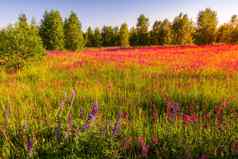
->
39;8;238;49
1;8;238;69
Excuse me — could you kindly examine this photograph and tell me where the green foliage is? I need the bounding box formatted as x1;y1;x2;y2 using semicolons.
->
151;20;162;45
216;15;238;44
1;55;238;158
1;48;238;158
0;14;45;70
64;11;85;51
102;26;113;46
195;8;218;44
112;27;120;46
229;15;238;43
172;13;194;45
151;19;172;45
136;14;149;34
3;9;238;55
86;26;95;47
101;26;119;46
119;23;130;48
40;10;65;50
216;24;233;43
129;27;138;46
136;14;150;45
94;28;103;47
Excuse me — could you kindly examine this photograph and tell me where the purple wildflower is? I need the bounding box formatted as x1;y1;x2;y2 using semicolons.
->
81;122;90;131
87;102;99;121
112;112;122;136
81;102;99;130
27;136;33;154
91;102;99;114
88;113;96;121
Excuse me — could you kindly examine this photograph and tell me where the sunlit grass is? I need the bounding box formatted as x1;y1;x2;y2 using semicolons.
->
1;45;238;158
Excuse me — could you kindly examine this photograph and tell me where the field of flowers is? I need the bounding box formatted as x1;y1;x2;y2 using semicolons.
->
1;45;238;158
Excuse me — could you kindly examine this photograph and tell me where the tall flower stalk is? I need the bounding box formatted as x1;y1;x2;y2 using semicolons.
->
112;112;122;136
82;102;99;131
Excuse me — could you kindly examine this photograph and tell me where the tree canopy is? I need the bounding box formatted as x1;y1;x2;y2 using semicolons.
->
40;10;65;50
195;8;218;44
119;23;130;48
172;13;194;44
64;11;85;51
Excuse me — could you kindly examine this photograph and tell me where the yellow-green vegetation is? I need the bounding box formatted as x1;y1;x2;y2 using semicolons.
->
0;48;238;158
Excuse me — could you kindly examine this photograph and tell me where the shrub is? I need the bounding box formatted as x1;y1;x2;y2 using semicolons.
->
0;14;45;70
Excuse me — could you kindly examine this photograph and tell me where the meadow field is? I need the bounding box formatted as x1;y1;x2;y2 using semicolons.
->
1;44;238;158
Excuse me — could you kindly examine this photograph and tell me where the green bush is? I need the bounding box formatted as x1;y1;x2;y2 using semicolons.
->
0;15;45;70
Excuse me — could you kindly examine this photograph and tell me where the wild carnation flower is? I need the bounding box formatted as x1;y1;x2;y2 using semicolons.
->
122;112;129;120
183;114;198;124
141;144;149;158
138;136;149;158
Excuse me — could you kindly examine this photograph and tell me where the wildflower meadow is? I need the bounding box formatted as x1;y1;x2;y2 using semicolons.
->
1;45;238;158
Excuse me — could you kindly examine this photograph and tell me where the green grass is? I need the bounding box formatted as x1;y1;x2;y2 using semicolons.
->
0;55;238;159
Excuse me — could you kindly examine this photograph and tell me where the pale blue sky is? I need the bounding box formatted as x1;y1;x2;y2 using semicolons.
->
0;0;238;30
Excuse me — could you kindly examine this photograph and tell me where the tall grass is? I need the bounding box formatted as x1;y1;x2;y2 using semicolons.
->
1;46;238;158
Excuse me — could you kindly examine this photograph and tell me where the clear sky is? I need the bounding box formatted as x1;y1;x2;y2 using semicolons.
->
1;0;238;30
